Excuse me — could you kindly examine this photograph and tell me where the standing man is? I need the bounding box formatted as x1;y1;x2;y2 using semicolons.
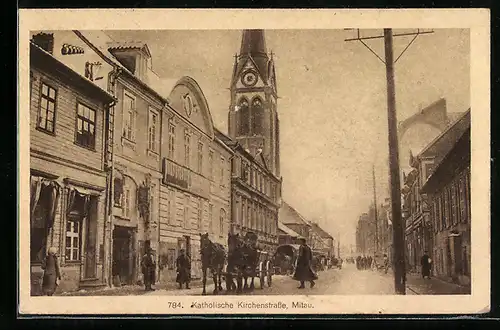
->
176;249;191;289
141;247;156;291
293;238;318;289
383;253;389;274
421;250;432;279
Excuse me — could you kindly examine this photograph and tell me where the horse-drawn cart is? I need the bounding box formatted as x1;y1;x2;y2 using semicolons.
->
273;244;301;275
256;250;273;289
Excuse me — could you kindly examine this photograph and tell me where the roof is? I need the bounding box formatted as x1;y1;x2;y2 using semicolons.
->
233;29;272;86
278;222;304;238
75;30;174;103
418;109;470;161
108;41;152;58
279;201;311;226
30;41;116;104
310;222;333;239
421;126;470;194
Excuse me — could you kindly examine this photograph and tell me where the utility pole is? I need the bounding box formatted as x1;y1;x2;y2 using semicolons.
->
372;164;379;254
345;28;434;295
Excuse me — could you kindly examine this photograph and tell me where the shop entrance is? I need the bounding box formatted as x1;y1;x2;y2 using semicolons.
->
112;226;135;285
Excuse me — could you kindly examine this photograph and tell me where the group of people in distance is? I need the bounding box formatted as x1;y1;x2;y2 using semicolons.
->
355;254;390;273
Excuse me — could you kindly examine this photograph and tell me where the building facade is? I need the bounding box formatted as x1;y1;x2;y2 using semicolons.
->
217;134;280;252
277;221;304;245
29;36;115;295
421;117;470;286
310;222;335;258
157;78;233;283
402;110;470;275
279;202;312;243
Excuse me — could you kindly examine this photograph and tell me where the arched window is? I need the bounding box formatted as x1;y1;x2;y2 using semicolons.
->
220;208;226;235
251;97;264;135
237;98;249;136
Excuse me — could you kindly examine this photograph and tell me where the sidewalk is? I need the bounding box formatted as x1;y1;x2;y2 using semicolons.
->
59;278;214;296
405;273;471;295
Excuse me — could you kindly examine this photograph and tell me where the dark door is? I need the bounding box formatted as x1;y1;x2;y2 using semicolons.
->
113;226;132;284
84;197;98;279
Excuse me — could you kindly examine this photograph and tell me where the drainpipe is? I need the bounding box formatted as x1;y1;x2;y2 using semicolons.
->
103;67;122;287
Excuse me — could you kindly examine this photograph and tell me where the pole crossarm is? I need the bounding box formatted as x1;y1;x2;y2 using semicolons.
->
345;29;434;65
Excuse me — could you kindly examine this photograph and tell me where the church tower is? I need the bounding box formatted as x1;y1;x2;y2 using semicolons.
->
228;29;280;177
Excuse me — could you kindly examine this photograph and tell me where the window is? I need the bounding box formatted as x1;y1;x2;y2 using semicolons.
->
184;130;191;168
183;195;190;228
220;208;226;235
168;120;175;159
451;183;458;225
76;103;96;149
220;157;225;185
123;93;136;141
148;108;158;152
38;83;57;133
197;141;203;174
113;178;123;207
65;218;81;261
123;187;131;218
237;98;250;135
197;198;202;230
208;204;213;233
208;150;214;180
168;189;175;226
251;97;264;135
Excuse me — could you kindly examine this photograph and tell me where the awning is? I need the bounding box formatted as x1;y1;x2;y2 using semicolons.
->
278;222;303;238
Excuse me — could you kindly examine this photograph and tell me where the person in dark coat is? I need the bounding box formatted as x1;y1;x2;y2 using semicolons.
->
356;255;362;270
293;238;318;289
176;249;191;289
42;247;61;296
141;247;156;291
421;251;432;279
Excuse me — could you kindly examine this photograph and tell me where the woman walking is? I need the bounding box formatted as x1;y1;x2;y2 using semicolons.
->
41;247;61;296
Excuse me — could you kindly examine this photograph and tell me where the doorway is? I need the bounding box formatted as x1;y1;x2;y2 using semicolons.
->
113;226;134;285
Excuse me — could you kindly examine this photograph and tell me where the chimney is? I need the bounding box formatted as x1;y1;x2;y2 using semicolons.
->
32;32;54;55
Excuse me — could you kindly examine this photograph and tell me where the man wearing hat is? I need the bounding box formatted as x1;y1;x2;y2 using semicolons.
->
293;238;318;289
141;247;156;291
176;248;191;289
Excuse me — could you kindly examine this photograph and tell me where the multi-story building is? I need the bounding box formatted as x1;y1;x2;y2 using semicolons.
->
158;80;233;283
225;29;283;252
355;205;378;255
421;112;470;286
216;131;280;252
29;34;115;295
402;110;470;274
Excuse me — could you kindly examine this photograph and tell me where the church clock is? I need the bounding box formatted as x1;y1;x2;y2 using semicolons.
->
241;70;258;87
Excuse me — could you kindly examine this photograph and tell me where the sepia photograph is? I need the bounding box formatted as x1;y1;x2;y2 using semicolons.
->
18;9;490;315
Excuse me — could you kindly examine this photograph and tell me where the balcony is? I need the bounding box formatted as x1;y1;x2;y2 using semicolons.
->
162;158;209;199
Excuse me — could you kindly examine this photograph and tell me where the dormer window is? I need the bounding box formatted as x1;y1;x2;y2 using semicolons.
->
108;43;152;81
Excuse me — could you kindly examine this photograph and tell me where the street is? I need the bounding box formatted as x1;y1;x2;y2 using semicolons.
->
146;262;411;296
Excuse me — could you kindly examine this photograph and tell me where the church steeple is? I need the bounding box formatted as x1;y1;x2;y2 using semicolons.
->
240;29;267;57
228;29;280;177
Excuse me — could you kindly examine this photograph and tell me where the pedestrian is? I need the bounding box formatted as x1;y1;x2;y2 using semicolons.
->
356;255;361;270
141;247;156;291
176;249;191;289
420;250;432;279
41;247;62;296
383;253;389;274
293;238;318;289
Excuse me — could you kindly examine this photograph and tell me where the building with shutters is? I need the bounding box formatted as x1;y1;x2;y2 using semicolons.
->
29;34;115;295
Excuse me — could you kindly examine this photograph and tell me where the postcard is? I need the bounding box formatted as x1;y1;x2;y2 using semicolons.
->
18;8;490;315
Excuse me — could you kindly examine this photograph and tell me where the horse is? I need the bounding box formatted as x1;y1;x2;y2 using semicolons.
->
226;232;259;293
199;233;226;295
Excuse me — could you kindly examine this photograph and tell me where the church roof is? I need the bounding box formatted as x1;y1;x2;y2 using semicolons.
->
234;29;271;85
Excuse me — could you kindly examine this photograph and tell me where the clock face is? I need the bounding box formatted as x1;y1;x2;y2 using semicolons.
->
241;71;258;87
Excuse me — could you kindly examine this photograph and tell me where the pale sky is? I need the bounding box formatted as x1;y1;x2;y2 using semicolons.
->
107;29;470;247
